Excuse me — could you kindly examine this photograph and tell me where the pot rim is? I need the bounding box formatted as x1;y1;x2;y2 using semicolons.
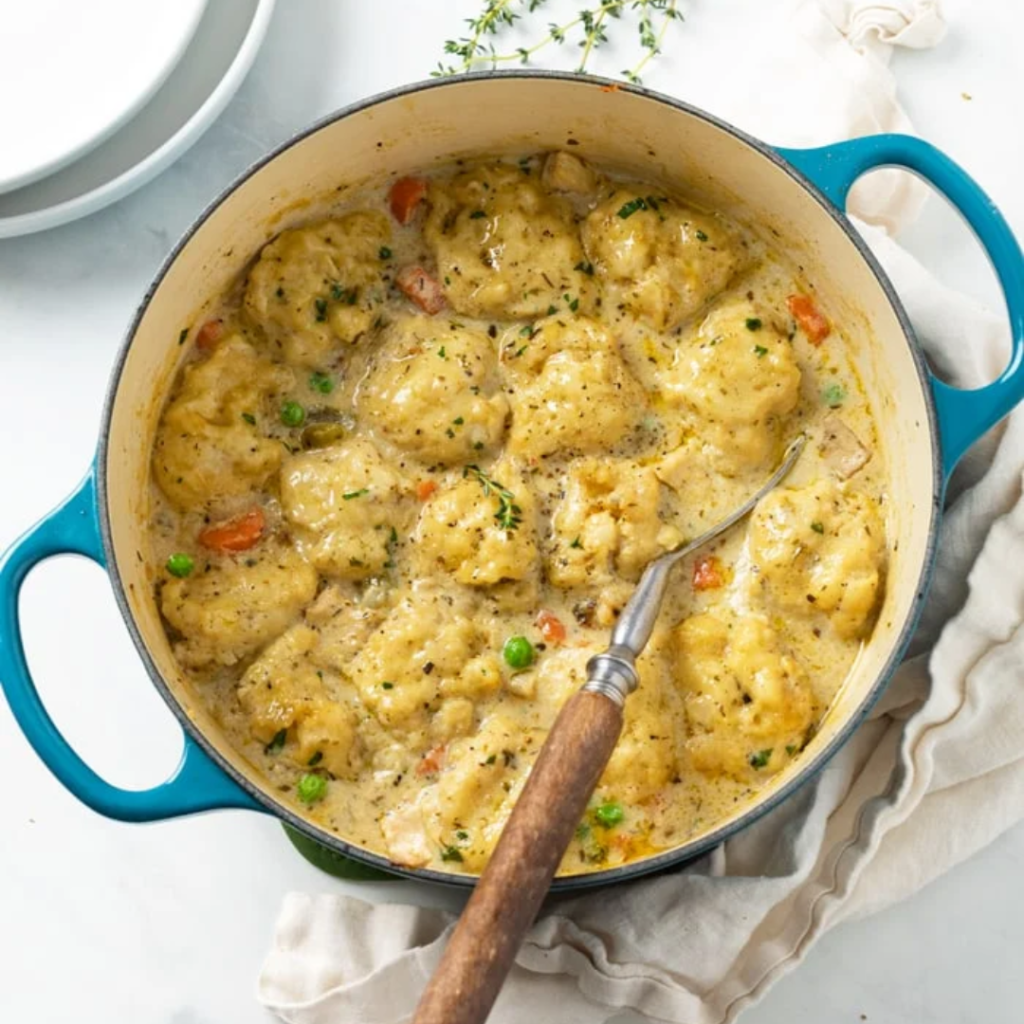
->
95;69;942;891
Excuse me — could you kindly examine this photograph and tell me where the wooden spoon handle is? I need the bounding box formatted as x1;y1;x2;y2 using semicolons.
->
412;689;624;1024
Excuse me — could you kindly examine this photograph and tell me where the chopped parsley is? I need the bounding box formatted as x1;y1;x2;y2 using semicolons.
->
314;298;328;322
574;260;595;276
469;210;487;219
785;744;798;756
546;304;558;316
343;488;370;500
330;283;358;304
822;382;846;407
745;317;763;332
441;845;464;862
570;536;583;549
241;412;256;425
568;296;580;313
307;751;323;766
749;748;773;770
519;324;533;337
309;371;334;394
177;328;189;345
810;521;825;534
484;753;498;765
754;344;769;358
264;729;287;755
453;417;464;426
464;464;522;531
695;229;709;242
381;681;394;690
617;197;648;218
437;345;447;359
378;246;392;260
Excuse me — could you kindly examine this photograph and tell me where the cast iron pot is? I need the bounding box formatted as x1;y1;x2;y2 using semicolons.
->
2;73;1023;891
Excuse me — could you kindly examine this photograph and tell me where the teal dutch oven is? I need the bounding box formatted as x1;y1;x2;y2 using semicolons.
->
1;73;1022;889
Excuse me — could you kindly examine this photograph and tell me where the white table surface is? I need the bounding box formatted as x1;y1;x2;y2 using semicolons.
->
1;2;1021;1022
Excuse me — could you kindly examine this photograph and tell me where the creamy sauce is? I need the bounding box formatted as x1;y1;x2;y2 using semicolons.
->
148;153;887;876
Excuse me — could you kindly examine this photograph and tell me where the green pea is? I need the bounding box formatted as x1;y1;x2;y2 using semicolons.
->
165;553;194;578
502;635;534;670
594;801;624;828
296;773;327;804
280;401;306;427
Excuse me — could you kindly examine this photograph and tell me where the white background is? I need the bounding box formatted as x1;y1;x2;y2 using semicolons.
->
0;1;1021;1022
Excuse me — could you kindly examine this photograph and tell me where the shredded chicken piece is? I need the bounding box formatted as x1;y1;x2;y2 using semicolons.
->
820;414;872;479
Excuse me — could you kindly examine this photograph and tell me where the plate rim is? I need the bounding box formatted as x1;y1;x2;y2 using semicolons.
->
0;0;277;239
0;0;210;195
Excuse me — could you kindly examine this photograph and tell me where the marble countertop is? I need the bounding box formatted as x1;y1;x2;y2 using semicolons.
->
1;1;1021;1021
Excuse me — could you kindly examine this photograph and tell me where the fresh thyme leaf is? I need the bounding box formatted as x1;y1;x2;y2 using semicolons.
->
617;197;647;218
432;0;681;86
464;464;523;531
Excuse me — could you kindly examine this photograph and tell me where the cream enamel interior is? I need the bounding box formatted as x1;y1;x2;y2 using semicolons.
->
101;76;937;876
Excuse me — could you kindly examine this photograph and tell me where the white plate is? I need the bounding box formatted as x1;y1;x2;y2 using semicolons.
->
0;0;276;239
0;0;209;194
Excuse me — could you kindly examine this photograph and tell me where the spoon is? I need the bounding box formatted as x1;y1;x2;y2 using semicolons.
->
412;434;808;1024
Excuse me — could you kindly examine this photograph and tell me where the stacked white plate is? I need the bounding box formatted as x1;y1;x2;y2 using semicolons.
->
0;0;276;238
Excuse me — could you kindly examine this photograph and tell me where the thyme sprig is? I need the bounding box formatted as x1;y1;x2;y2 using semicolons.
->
433;0;681;85
464;464;523;531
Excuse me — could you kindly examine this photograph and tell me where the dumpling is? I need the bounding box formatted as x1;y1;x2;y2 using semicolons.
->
582;188;743;331
244;212;391;367
236;625;361;778
153;335;293;510
160;543;318;668
423;162;594;320
661;298;802;475
280;438;410;579
674;609;817;779
504;315;646;460
355;314;508;464
413;460;539;587
747;479;886;640
347;585;501;730
547;459;681;588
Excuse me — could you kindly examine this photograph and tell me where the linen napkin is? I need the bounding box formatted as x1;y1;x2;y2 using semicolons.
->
260;2;1024;1021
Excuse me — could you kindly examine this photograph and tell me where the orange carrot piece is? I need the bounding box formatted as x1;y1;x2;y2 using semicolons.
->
416;744;446;777
388;176;428;224
416;479;439;501
692;554;725;591
396;265;446;315
199;508;266;553
195;319;224;349
536;609;567;646
786;294;831;346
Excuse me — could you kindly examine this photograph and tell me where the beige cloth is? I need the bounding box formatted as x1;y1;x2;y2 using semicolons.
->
260;2;1024;1021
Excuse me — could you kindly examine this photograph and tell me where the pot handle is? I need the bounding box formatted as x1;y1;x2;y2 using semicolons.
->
778;134;1024;476
0;468;261;821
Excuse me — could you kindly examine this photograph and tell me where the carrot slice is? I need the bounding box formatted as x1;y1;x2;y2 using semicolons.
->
388;176;428;224
416;479;438;501
396;265;446;315
416;744;446;777
195;319;224;349
692;554;725;591
199;508;266;552
786;294;831;346
536;609;567;645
